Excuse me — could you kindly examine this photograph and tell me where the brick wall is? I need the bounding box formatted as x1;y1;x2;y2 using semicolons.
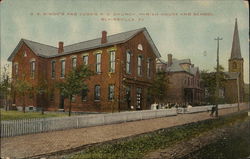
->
12;31;157;112
12;43;42;107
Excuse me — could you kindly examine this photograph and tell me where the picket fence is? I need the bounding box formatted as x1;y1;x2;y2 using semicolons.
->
1;103;245;138
177;103;239;114
1;108;177;138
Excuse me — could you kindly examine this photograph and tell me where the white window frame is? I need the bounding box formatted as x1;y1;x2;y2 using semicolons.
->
61;60;66;78
146;58;151;78
126;50;131;74
109;51;115;73
94;85;101;101
30;60;36;79
137;55;142;76
83;55;88;65
108;84;115;100
96;53;101;73
14;63;18;76
51;61;56;78
72;57;77;69
82;88;88;101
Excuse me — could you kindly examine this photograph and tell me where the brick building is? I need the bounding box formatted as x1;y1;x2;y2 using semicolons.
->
157;54;203;105
8;28;161;112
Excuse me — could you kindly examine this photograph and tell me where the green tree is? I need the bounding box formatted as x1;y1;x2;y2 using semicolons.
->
201;65;225;104
149;71;169;103
0;64;12;110
13;79;32;113
35;79;54;115
56;65;93;116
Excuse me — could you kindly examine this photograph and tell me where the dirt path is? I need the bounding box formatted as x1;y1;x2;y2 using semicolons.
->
146;116;250;159
1;105;248;158
144;127;227;159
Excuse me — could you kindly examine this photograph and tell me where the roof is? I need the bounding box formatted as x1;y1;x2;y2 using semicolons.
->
8;27;161;61
224;72;239;80
230;18;242;60
156;58;167;64
165;58;198;75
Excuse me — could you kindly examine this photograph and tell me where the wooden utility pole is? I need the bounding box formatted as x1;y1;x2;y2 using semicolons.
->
215;37;223;117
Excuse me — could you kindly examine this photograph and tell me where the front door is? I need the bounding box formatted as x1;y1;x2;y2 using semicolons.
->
59;95;64;109
126;86;131;109
136;88;142;110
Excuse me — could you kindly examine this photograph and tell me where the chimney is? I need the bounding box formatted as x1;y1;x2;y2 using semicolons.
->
168;54;173;66
58;41;64;53
101;31;107;44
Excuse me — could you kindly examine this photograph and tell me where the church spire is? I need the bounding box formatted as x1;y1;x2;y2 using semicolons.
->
230;18;242;59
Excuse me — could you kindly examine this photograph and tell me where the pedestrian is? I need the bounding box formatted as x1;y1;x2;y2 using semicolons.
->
210;105;216;117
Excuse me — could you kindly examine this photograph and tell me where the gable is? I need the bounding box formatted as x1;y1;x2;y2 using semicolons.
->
8;39;57;61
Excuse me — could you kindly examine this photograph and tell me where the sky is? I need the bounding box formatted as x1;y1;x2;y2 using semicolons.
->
0;0;249;83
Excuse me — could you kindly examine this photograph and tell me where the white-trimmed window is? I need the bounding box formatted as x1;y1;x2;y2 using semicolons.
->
138;44;143;51
83;55;88;65
109;51;115;73
23;51;27;57
82;88;88;101
108;84;115;100
126;50;131;74
136;88;142;109
137;55;142;76
70;95;76;103
96;53;101;73
146;58;151;78
94;85;101;101
14;63;18;76
30;61;35;78
61;60;65;77
51;61;56;78
72;57;77;69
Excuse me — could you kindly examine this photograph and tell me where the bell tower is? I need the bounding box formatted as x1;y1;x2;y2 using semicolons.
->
228;18;244;101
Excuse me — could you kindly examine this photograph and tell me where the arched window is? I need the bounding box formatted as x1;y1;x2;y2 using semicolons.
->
233;62;237;69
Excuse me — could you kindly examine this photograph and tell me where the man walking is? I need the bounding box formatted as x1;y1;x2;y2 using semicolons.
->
210;105;216;117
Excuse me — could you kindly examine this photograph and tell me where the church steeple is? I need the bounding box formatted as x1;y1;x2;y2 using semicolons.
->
228;18;244;102
230;18;242;59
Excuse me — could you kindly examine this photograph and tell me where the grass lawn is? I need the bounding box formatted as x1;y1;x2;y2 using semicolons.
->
66;112;249;159
0;110;67;120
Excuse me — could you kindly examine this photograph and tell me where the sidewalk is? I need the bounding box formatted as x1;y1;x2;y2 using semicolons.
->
1;104;248;158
